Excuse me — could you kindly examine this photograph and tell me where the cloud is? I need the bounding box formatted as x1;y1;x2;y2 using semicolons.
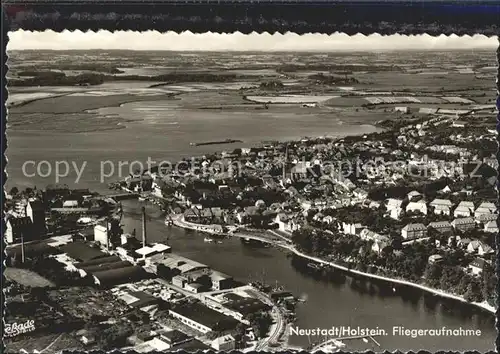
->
7;30;498;51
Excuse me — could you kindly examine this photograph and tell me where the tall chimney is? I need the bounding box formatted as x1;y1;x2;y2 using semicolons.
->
106;220;110;250
141;206;147;250
282;144;288;181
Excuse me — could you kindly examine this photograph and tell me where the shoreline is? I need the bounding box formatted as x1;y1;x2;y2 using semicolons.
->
170;214;495;316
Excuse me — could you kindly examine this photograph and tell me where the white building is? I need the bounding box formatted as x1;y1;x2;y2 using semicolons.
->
401;223;427;240
468;258;487;276
211;335;236;351
484;220;498;233
94;224;109;247
406;201;427;215
453;201;475;218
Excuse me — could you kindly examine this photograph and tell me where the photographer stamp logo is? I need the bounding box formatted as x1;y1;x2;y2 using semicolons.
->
4;320;36;337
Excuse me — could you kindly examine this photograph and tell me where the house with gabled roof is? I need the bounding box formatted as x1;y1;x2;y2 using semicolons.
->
467;240;494;256
401;223;427;240
427;221;452;235
406;200;427;215
430;198;453;216
484;220;498;233
451;217;475;232
342;222;364;236
468;258;489;276
453;201;475;218
407;190;422;201
475;212;497;224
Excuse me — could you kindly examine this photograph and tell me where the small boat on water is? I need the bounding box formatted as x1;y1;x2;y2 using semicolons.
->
307;262;322;270
204;237;214;243
138;196;146;202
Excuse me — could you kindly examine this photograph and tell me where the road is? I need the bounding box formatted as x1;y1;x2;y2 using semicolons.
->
39;333;64;353
250;289;286;351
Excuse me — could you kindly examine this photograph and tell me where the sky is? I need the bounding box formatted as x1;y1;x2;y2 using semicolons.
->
7;30;498;51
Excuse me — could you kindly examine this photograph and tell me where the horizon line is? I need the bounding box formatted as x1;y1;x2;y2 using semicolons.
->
7;31;497;51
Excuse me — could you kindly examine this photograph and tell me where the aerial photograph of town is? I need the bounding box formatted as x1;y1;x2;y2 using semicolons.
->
4;31;498;352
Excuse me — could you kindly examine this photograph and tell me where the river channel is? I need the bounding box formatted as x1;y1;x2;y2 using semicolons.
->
120;199;495;352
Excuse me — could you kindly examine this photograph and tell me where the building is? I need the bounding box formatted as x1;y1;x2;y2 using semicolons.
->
359;229;389;243
451;217;475;232
78;260;133;277
136;243;172;260
453;201;475;218
432;204;451;216
27;199;46;236
210;271;234;291
484;220;498;233
185;283;204;293
342;222;364;236
406;201;427;215
211;335;236;351
118;290;159;310
92;265;148;287
5;216;32;244
427;221;452;235
428;254;444;264
389;207;403;220
372;239;390;254
468;258;488;276
63;200;79;208
172;275;188;288
474;202;496;218
394;106;409;114
467;240;494;256
94;224;109;247
223;295;270;320
407;190;422;201
168;302;239;334
386;198;403;211
401;223;427;240
157;330;193;348
150;253;209;276
60;241;107;262
430;198;452;216
475;213;497;224
275;213;301;233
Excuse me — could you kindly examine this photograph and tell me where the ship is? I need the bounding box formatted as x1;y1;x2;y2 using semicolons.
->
190;138;243;146
204;236;214;243
306;262;323;270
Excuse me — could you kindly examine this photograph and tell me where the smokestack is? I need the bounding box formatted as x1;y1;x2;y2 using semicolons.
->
282;144;288;181
141;206;147;251
106;220;110;250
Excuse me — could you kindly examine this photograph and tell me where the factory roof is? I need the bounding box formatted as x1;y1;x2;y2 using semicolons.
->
60;242;107;262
